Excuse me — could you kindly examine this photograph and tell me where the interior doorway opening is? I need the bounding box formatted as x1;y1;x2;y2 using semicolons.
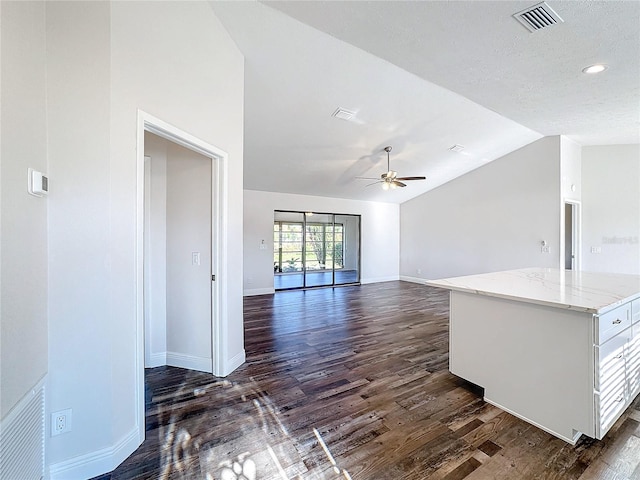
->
564;200;581;270
136;111;229;444
273;210;361;290
143;132;213;373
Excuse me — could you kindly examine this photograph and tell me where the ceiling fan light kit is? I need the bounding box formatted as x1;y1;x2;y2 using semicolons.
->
357;146;426;190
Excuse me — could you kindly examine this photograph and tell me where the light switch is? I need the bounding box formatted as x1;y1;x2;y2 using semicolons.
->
192;252;200;265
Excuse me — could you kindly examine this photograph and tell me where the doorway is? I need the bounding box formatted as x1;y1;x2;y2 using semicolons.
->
564;201;580;270
144;132;213;373
273;210;361;290
135;111;230;442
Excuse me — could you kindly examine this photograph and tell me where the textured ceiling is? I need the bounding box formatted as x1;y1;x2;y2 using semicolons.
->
267;0;640;147
212;1;639;204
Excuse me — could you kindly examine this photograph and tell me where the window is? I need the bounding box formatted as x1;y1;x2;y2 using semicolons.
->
273;221;343;273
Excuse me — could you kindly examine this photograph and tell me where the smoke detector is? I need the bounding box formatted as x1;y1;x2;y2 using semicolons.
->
513;2;564;33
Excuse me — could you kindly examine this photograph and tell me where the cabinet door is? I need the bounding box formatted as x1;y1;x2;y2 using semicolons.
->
595;330;629;438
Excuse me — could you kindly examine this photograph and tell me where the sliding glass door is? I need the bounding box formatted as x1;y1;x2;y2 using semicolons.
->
273;211;305;289
274;210;360;290
335;214;360;285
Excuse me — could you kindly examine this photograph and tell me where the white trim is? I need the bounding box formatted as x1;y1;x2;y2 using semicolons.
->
243;287;276;296
360;275;400;284
48;427;139;480
146;352;167;368
166;352;213;373
221;350;246;377
399;275;425;285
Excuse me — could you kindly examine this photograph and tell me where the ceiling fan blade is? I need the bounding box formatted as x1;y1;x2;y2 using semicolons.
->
396;176;426;181
365;180;383;187
393;181;407;188
355;176;382;180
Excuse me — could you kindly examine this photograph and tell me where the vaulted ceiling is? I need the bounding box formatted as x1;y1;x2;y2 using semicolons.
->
211;1;640;204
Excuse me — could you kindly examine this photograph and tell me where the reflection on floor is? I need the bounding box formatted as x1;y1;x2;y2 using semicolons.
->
275;269;358;290
93;282;640;480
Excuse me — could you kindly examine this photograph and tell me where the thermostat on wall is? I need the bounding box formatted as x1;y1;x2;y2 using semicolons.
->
28;168;48;197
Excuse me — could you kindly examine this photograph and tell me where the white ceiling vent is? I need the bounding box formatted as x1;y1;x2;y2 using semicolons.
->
332;107;357;121
513;2;564;33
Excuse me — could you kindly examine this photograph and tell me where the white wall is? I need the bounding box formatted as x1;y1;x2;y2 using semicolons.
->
166;142;212;372
0;0;49;419
43;2;244;478
244;190;399;295
582;144;640;275
400;136;562;280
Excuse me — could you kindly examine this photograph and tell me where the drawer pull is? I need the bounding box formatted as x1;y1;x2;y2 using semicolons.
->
616;395;624;403
616;353;624;359
613;319;622;325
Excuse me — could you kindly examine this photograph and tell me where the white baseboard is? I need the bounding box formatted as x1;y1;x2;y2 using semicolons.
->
166;352;212;373
243;287;275;296
220;349;246;377
145;351;167;368
399;275;426;284
360;275;400;284
49;426;139;480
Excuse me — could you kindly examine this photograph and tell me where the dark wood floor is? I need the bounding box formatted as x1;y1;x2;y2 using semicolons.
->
96;282;640;479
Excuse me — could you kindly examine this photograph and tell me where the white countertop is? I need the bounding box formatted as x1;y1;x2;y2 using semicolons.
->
425;268;640;314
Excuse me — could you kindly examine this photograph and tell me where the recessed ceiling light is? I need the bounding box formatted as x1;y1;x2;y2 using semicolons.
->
582;64;608;74
449;144;465;153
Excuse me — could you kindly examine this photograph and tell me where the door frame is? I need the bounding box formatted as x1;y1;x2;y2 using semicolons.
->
562;199;581;271
135;110;227;440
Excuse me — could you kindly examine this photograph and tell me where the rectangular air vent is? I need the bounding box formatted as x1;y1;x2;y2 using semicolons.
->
332;107;357;121
513;2;564;32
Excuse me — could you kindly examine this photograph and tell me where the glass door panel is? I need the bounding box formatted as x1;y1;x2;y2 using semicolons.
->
304;213;334;288
274;211;305;290
335;214;360;285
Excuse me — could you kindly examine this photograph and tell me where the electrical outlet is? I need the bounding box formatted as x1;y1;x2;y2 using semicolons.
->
51;409;72;436
541;246;550;253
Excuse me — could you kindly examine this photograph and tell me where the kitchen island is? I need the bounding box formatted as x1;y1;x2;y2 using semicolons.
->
426;268;640;444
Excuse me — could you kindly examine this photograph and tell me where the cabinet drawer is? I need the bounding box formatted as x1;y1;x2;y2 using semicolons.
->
632;298;640;325
596;304;631;345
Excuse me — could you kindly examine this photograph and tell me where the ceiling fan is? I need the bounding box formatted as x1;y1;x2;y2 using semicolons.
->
357;146;426;190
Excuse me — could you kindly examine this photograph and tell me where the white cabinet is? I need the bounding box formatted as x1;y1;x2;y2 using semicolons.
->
447;290;640;444
431;268;640;444
592;300;640;439
594;324;631;438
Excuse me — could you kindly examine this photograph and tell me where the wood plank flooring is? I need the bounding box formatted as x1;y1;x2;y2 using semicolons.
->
95;282;640;479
